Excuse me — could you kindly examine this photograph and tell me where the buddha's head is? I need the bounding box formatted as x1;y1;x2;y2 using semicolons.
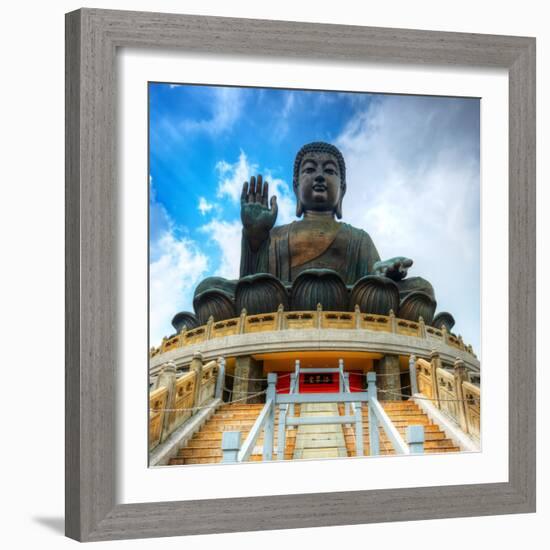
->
293;142;347;219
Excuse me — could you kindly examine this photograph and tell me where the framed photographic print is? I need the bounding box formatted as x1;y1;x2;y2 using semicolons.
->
65;8;535;542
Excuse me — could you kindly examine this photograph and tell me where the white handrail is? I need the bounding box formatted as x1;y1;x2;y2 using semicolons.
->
369;397;410;455
237;398;274;462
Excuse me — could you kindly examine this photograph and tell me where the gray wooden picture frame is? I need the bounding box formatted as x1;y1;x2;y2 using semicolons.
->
65;8;536;542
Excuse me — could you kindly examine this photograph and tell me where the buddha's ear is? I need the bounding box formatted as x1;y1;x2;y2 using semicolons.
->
294;181;304;217
335;199;343;219
335;183;346;219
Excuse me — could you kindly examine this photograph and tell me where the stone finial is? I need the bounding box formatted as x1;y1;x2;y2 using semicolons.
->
317;302;323;312
164;360;177;372
277;303;284;313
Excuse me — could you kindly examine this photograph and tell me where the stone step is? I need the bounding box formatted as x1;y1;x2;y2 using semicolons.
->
186;436;298;449
344;432;447;441
347;446;461;457
190;430;298;442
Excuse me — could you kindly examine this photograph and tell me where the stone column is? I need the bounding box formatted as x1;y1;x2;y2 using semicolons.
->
233;355;264;403
374;355;402;401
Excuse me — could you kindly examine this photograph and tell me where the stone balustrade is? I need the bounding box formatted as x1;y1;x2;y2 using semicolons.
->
148;355;221;451
413;353;480;440
150;307;476;360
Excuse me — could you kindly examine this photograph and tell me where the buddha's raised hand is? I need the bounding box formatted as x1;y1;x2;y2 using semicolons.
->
241;175;278;252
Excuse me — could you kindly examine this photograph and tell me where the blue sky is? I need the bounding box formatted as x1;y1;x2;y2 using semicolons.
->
149;83;480;354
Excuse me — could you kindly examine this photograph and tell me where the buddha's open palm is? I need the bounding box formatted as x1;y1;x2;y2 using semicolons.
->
241;175;278;250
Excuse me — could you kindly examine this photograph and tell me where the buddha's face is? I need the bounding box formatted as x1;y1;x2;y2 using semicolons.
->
296;152;343;214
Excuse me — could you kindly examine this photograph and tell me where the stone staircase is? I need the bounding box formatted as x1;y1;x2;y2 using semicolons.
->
169;403;300;465
169;399;459;465
340;401;460;455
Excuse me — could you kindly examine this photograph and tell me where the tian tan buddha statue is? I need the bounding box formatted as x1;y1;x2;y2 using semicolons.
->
171;142;455;334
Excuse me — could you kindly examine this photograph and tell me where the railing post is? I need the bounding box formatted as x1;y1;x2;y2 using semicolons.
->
418;316;427;338
206;315;214;339
407;425;425;454
409;354;418;395
344;373;351;420
276;303;285;330
277;402;287;461
453;358;469;433
263;373;277;461
295;360;300;394
189;352;204;409
338;358;344;393
316;302;323;328
389;309;397;333
289;373;296;418
154;361;177;442
215;357;225;400
367;372;380;456
354;304;362;329
222;431;241;463
355;402;364;456
429;350;441;408
239;308;247;334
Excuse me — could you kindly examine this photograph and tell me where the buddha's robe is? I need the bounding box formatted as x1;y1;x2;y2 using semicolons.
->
240;219;381;286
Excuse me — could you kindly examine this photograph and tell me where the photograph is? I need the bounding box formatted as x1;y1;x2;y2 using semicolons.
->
147;83;481;466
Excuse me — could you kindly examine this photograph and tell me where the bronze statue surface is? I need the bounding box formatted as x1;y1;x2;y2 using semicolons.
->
173;142;454;332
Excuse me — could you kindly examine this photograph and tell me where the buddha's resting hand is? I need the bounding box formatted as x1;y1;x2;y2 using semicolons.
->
241;175;278;252
373;257;413;282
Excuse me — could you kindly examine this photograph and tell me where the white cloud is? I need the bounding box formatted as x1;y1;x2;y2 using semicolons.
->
149;179;208;345
181;87;244;135
150;233;208;346
273;92;297;140
216;150;257;202
335;95;480;352
200;219;242;280
198;197;215;215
